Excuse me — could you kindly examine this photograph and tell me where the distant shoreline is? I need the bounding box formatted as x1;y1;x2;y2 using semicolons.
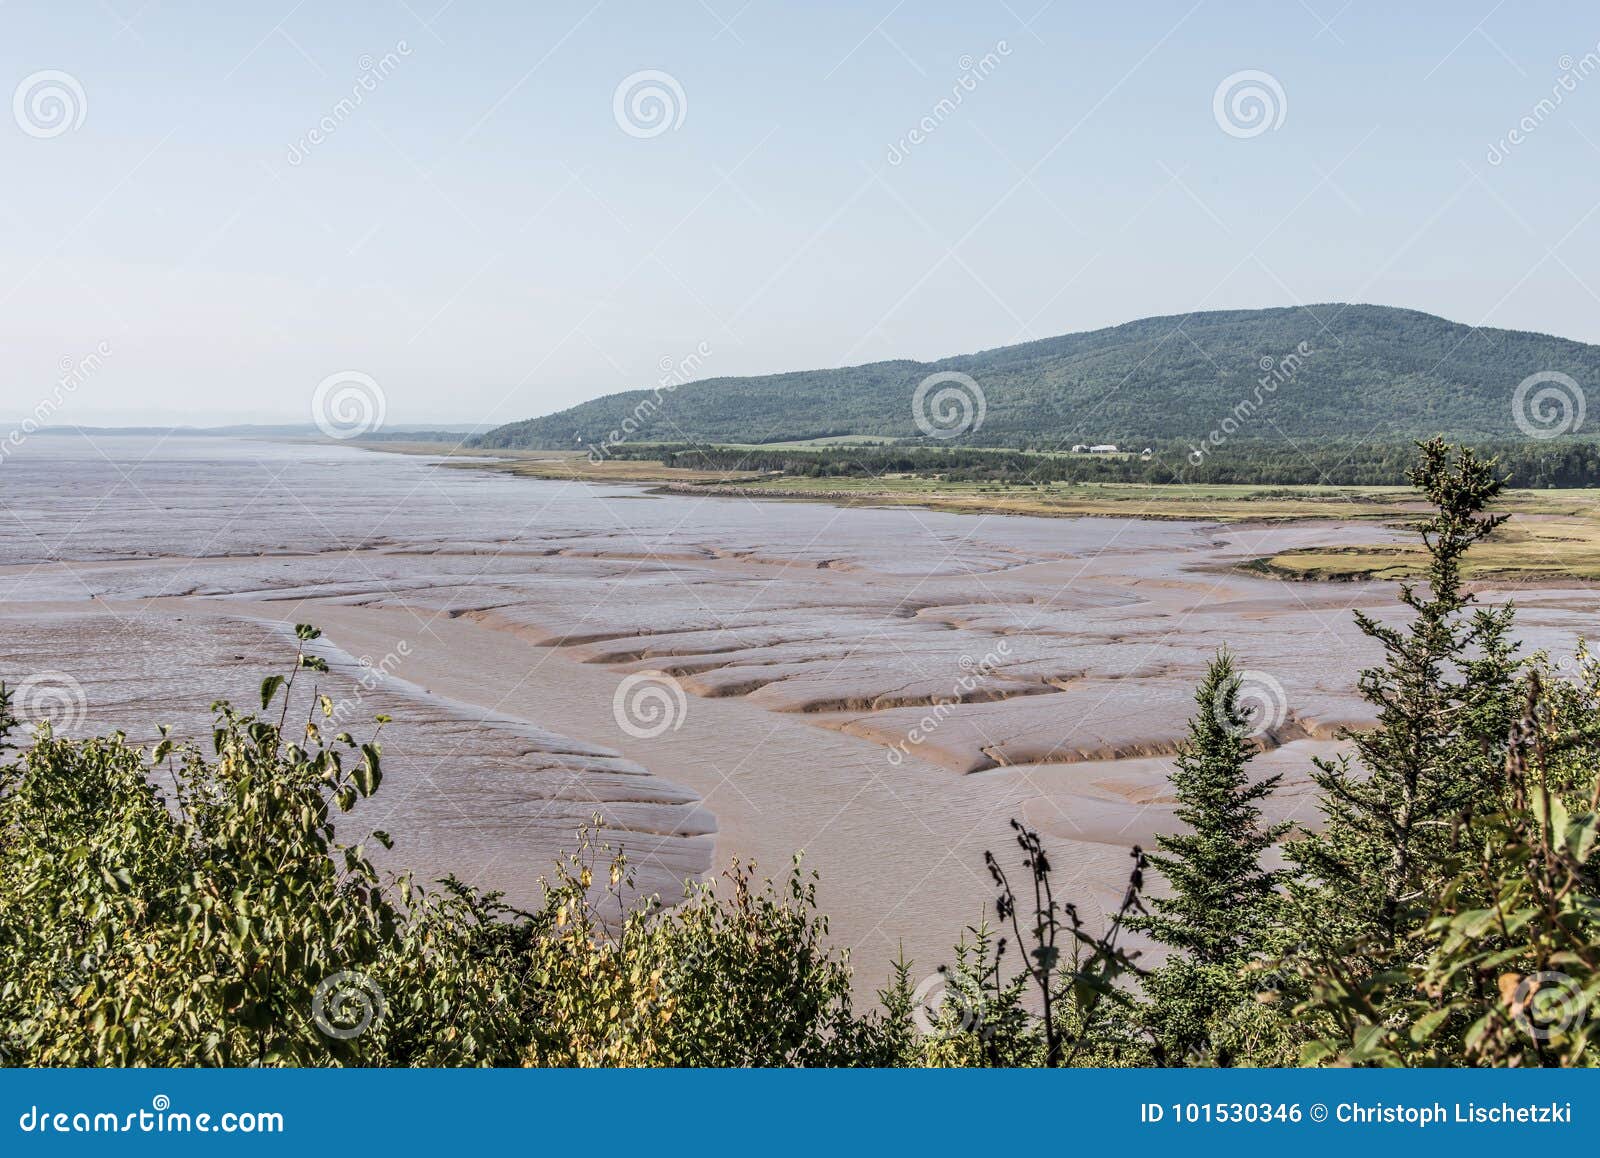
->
335;439;1600;585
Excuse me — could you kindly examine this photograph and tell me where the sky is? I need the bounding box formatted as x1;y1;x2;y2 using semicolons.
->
3;0;1599;427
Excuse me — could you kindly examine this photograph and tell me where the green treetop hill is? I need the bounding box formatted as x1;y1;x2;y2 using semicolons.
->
475;305;1600;451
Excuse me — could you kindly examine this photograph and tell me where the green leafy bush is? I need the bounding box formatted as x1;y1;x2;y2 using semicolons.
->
0;628;903;1066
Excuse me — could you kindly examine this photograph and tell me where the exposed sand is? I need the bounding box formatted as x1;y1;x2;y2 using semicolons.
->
4;436;1596;983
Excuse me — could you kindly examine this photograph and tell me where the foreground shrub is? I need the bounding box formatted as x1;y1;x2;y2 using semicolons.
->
517;843;880;1066
0;628;527;1065
0;629;890;1066
1296;670;1600;1066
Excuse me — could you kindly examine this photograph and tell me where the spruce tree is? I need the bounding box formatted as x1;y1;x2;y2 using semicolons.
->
1290;439;1519;948
1127;651;1288;1064
1131;650;1287;962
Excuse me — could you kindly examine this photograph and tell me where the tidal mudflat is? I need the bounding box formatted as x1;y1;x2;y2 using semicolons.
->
3;436;1594;975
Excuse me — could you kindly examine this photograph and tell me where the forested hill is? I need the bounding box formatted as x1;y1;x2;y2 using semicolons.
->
476;305;1600;450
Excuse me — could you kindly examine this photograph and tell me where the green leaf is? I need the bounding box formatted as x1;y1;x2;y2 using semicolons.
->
1409;1006;1453;1042
259;675;285;710
1566;813;1598;863
1299;1040;1336;1066
353;743;382;796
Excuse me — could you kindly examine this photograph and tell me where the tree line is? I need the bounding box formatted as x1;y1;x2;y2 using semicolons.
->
627;439;1600;489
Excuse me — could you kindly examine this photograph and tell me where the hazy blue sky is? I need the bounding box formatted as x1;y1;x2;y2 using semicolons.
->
4;1;1599;426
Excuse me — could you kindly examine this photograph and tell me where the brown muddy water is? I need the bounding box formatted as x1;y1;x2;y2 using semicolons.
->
3;436;1596;981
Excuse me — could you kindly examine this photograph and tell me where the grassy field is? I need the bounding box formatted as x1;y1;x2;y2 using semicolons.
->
706;435;897;450
697;437;1137;458
717;474;1425;522
1250;515;1600;583
355;441;1600;582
